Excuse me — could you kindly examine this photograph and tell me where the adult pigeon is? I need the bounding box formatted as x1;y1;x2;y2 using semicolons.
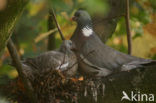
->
22;40;78;79
71;10;156;77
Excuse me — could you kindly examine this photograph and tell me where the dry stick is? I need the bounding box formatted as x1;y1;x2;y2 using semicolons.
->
35;28;57;43
103;14;125;21
7;39;37;103
49;8;65;40
59;48;67;70
125;0;132;55
93;14;125;24
68;50;95;70
49;8;67;70
47;10;57;50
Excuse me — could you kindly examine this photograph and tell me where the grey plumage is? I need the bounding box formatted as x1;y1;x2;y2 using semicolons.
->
22;40;78;79
71;10;156;77
78;54;112;77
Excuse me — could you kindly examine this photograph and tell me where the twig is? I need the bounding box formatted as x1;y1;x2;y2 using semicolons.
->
125;0;132;55
49;8;65;40
93;14;125;24
7;39;37;103
47;10;57;50
59;48;67;70
35;28;57;43
103;14;125;20
68;50;95;70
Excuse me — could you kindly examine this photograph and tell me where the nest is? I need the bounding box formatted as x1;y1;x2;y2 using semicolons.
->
32;70;82;103
3;69;105;103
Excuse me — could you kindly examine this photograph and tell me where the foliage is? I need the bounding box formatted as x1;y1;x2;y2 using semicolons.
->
0;0;28;52
107;0;156;57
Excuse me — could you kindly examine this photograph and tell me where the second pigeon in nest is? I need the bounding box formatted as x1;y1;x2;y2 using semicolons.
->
22;40;78;80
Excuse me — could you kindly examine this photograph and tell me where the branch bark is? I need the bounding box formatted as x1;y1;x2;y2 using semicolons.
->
47;10;57;50
7;39;37;103
125;0;132;55
35;28;57;43
49;8;65;40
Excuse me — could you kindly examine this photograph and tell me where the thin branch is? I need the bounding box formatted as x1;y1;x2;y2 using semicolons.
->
49;8;65;40
93;14;125;24
35;28;57;43
47;11;57;50
125;0;132;55
68;50;95;70
59;48;66;70
103;14;125;20
7;39;37;103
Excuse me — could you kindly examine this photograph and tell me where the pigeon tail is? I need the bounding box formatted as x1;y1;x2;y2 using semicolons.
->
121;60;156;71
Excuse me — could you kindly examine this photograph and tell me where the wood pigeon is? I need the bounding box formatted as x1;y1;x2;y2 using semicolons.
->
22;40;78;79
71;10;156;77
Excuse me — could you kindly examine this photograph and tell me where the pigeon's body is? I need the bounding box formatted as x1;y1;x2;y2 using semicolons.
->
22;40;78;79
71;10;156;77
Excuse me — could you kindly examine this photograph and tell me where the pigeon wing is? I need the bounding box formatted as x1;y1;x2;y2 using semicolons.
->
23;51;69;71
79;54;112;77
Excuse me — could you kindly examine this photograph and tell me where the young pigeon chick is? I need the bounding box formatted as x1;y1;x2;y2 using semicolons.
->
71;10;156;77
22;40;78;79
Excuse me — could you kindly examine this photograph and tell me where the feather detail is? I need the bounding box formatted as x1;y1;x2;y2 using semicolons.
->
82;26;93;37
56;62;69;71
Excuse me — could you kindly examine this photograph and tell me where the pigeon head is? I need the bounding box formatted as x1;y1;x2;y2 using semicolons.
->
72;10;92;27
72;10;93;37
60;40;76;52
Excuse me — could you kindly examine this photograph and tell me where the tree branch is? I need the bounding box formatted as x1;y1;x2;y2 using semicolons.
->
59;48;66;70
68;50;95;70
7;39;36;103
35;28;57;43
125;0;132;55
47;10;57;50
93;14;125;24
49;8;65;40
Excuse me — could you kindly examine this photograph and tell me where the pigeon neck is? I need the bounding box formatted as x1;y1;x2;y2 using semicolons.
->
78;20;93;29
77;21;93;37
80;25;93;37
60;47;72;55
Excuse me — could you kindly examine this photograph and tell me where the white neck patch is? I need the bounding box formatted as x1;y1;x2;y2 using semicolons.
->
82;26;93;37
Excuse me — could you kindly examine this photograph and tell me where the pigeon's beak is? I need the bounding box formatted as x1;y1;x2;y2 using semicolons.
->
71;16;77;21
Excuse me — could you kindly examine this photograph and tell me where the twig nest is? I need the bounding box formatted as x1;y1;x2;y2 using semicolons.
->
6;69;106;103
32;69;82;103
